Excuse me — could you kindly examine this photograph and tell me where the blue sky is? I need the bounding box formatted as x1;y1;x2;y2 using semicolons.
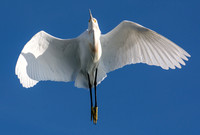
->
0;0;200;135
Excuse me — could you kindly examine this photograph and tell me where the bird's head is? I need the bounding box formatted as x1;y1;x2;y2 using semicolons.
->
88;10;100;33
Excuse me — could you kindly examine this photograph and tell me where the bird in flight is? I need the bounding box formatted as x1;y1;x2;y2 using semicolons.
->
15;10;190;124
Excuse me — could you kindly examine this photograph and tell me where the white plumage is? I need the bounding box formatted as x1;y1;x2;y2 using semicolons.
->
15;14;190;89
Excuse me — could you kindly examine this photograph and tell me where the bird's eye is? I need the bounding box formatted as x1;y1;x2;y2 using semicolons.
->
93;18;97;23
89;19;91;23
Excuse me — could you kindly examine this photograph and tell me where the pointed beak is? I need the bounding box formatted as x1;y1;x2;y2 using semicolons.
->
89;9;93;21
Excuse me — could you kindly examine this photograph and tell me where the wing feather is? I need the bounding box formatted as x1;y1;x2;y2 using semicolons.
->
15;31;80;88
100;20;190;73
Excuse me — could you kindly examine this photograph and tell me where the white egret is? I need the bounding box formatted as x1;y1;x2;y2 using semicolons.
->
15;10;190;124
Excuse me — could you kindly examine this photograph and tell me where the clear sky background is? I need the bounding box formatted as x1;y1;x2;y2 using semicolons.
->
0;0;199;135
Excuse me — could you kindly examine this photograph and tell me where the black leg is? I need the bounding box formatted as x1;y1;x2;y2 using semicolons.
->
93;68;98;124
94;68;98;107
87;73;93;121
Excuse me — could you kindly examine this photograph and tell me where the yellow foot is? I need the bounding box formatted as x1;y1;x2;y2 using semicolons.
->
93;106;98;124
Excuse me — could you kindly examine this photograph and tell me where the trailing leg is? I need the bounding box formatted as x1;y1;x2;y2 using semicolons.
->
87;73;93;121
93;68;98;124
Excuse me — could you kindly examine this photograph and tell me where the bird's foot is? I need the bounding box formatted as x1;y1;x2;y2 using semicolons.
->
93;106;98;124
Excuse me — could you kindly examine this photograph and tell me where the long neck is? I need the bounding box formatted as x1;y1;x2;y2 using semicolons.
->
88;29;102;62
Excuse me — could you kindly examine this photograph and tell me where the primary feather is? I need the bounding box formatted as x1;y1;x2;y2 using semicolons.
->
15;31;80;88
100;21;190;73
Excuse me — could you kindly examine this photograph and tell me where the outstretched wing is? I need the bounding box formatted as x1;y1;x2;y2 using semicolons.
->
100;20;190;73
15;31;80;88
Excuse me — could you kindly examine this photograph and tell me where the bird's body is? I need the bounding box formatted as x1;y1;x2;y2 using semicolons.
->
15;10;190;124
77;28;102;86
